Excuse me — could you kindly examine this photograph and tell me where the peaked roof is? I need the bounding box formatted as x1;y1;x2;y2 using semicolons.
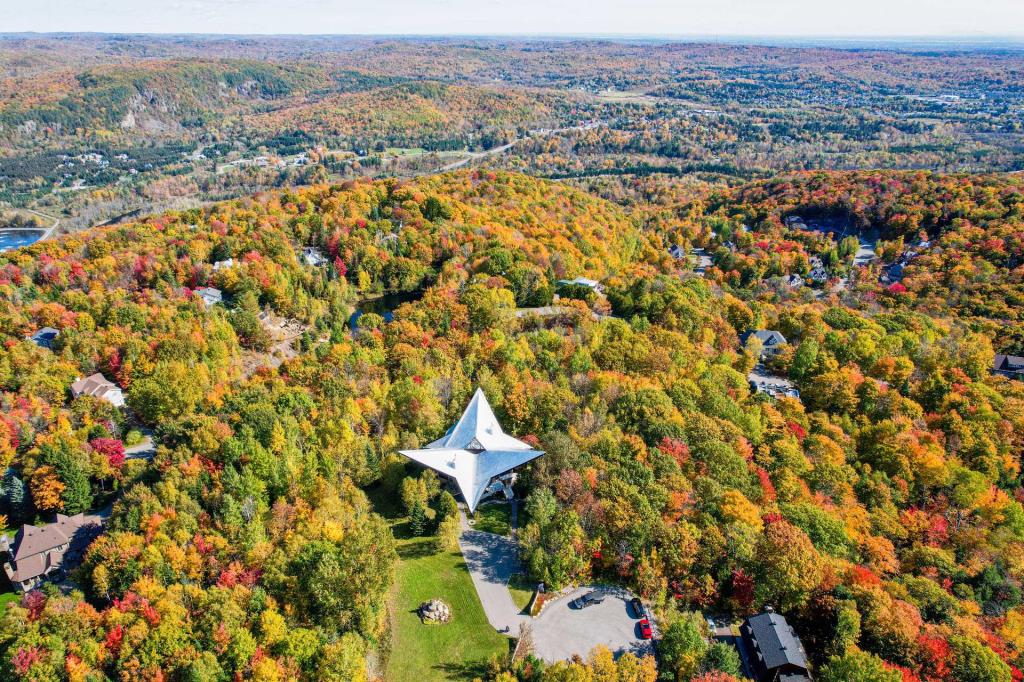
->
11;514;88;561
742;330;787;346
745;611;809;672
995;354;1024;372
399;388;543;512
71;373;121;398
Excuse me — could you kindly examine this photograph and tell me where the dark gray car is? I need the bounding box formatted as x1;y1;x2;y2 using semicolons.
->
571;591;606;609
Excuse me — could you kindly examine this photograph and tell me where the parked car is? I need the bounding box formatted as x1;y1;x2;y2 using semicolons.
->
571;591;605;609
638;618;653;639
630;597;645;618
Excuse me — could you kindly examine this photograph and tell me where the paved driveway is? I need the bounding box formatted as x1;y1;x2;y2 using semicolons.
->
530;585;654;663
458;522;528;633
457;513;653;661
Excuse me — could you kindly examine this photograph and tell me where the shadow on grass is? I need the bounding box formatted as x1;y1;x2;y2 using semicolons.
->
391;520;416;540
364;482;406;520
433;659;494;679
397;539;441;560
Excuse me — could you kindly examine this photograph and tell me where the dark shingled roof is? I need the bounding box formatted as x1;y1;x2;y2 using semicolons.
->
995;354;1024;372
746;611;808;671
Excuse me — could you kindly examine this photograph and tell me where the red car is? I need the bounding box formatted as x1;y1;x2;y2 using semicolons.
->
638;618;653;640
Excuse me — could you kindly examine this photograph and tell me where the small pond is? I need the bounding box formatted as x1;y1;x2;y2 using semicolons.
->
350;290;425;330
0;229;45;252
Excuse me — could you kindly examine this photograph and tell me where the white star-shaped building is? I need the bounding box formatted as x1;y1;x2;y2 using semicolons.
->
399;388;544;512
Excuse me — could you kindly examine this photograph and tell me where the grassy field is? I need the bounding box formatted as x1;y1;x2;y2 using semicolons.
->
366;483;509;682
0;592;19;615
386;535;509;681
507;573;535;613
472;503;511;536
385;147;428;156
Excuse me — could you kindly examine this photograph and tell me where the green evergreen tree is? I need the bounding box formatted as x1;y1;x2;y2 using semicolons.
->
38;440;92;515
0;470;31;522
409;501;428;537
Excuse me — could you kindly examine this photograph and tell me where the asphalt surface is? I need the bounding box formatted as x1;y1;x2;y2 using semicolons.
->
458;510;653;662
530;585;655;663
458;516;527;633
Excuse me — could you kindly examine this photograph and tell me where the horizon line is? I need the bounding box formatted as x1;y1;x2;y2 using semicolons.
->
3;31;1024;42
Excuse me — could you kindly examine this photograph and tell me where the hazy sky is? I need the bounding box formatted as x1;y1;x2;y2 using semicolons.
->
6;0;1024;38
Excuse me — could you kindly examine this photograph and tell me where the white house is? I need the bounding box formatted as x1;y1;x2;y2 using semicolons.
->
195;287;223;308
556;276;604;294
399;389;544;512
302;247;328;267
212;259;235;272
71;373;125;408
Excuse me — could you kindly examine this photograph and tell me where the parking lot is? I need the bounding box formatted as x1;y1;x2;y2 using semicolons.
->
530;585;655;663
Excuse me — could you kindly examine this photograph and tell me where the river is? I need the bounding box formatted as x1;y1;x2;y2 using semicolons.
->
0;229;46;252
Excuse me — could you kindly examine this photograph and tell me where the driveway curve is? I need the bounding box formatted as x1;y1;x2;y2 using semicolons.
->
457;514;653;662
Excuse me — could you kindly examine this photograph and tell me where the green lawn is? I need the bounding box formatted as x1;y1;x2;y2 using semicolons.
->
385;535;509;681
0;592;19;615
365;483;509;682
472;503;511;536
385;147;428;156
507;573;535;614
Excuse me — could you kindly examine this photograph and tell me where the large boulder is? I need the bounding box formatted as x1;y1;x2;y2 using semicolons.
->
418;599;452;624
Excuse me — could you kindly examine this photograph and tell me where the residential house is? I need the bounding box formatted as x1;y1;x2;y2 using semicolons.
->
70;373;125;407
881;262;905;284
556;277;604;294
212;258;235;272
195;287;223;308
741;330;788;358
302;247;328;267
741;610;812;682
807;256;829;283
993;354;1024;380
1;514;101;592
668;244;686;260
29;327;59;349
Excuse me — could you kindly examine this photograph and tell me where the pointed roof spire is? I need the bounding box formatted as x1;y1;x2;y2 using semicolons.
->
399;388;543;512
